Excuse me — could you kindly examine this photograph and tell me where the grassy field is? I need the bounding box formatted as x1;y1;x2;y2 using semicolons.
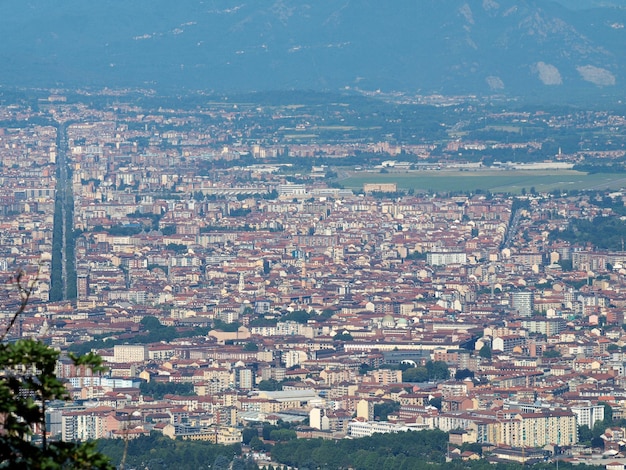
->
339;170;626;194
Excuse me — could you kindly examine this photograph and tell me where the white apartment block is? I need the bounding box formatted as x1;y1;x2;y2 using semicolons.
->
61;410;107;441
571;403;605;428
427;252;467;266
433;410;577;447
113;344;148;363
348;420;414;438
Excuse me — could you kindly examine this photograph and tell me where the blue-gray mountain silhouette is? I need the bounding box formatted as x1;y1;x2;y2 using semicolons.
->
0;0;625;97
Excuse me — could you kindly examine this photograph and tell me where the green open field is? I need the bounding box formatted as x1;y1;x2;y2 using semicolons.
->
339;170;626;194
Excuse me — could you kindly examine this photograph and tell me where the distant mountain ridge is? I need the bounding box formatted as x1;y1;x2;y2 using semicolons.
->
0;0;625;99
552;0;626;9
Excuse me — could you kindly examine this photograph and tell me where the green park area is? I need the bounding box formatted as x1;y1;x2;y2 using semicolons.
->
340;169;626;194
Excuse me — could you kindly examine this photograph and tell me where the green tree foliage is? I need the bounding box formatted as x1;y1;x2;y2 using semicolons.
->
427;361;450;380
319;309;336;319
333;332;354;341
589;194;626;215
269;429;297;442
243;341;259;351
165;243;188;253
558;259;573;272
106;224;143;236
271;429;448;469
578;424;593;443
582;403;616;448
64;196;77;300
161;225;177;235
402;366;427;382
574;162;626;174
270;429;601;470
454;369;475;380
258;379;282;391
281;310;310;324
0;338;113;469
140;315;162;330
248;317;278;328
402;361;449;382
69;320;210;355
242;427;259;445
429;396;443;410
262;424;275;440
262;422;294;441
213;319;241;332
97;434;249;470
550;216;626;251
543;349;561;358
479;344;492;359
126;211;162;230
262;259;271;274
139;381;195;400
229;208;252;217
592;420;607;448
213;454;231;470
374;401;401;420
231;456;258;470
49;198;64;302
250;436;272;452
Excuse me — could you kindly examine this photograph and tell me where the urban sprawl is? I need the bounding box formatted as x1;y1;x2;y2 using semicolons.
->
3;91;626;466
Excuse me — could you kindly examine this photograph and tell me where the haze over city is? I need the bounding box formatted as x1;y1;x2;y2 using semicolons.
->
3;2;626;470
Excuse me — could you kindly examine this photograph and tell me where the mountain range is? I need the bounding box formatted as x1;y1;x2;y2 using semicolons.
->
1;0;625;100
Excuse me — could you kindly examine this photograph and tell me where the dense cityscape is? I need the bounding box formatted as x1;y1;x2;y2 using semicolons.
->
4;88;626;469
